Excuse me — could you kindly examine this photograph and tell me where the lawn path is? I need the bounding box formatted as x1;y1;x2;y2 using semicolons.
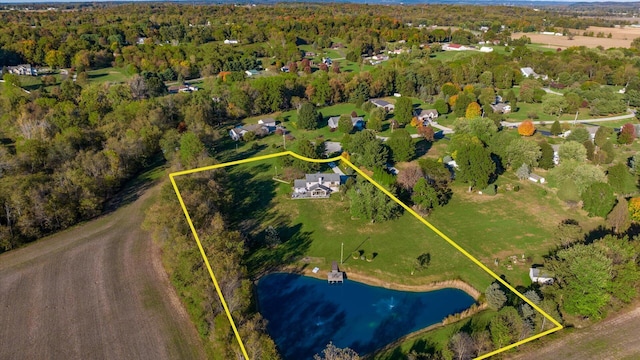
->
0;185;205;360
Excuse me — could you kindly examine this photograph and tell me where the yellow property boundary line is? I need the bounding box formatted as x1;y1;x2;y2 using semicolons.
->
169;151;563;360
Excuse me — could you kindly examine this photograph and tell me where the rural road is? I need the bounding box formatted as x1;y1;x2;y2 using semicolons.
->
0;185;205;360
508;303;640;360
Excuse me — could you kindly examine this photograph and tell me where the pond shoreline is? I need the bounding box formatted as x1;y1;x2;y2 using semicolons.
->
275;266;482;301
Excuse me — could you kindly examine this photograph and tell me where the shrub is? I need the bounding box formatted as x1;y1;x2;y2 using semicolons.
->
483;184;497;195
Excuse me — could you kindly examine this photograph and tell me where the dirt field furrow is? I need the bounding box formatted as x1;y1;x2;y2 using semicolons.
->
0;186;205;360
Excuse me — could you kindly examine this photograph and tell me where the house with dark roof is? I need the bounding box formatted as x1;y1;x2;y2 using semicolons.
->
370;99;395;112
292;173;341;198
490;103;511;114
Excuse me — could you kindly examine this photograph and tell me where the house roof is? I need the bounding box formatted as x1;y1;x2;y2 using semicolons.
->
530;267;554;278
371;99;392;107
417;109;438;117
293;179;307;189
521;67;536;77
529;173;544;180
308;183;331;192
306;173;341;183
447;43;462;49
328;116;340;128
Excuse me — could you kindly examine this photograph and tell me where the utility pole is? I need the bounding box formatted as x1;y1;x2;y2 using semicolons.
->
574;111;579;126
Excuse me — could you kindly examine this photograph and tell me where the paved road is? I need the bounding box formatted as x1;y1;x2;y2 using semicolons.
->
328;161;345;175
502;109;636;127
542;87;563;95
0;186;205;360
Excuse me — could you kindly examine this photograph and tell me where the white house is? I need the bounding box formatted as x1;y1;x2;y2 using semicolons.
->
292;173;341;198
528;173;546;184
415;109;439;123
224;39;239;44
7;64;37;76
479;46;494;53
529;268;554;285
245;69;259;77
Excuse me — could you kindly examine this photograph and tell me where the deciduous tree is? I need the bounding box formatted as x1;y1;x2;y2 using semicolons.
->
348;180;399;222
629;197;640;222
607;198;630;234
618;123;636;144
607;163;637;195
558;141;587;163
517;120;535;136
456;141;495;191
465;102;482;118
582;182;615;217
338;114;353;133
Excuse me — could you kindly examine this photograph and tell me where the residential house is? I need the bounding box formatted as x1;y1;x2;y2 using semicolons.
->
7;64;37;76
442;43;475;51
490;103;511;114
304;51;316;57
529;267;554;285
229;123;272;141
479;46;494;53
328;116;365;130
370;99;395;112
258;118;278;132
415;109;439;123
520;67;548;80
245;69;259;77
136;37;147;45
322;57;332;66
293;173;341;198
224;39;239;44
528;173;546;184
551;144;560;165
168;84;199;94
280;65;290;73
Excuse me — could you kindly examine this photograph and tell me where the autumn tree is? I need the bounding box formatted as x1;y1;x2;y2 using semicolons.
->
618;123;637;144
607;198;630;234
397;163;424;190
465;102;482;118
417;123;436;141
517;120;535;136
630;197;640;222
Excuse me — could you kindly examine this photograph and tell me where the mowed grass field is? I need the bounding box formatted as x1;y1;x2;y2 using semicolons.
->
218;148;601;293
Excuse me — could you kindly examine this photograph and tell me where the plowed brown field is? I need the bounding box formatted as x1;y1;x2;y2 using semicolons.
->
0;186;205;360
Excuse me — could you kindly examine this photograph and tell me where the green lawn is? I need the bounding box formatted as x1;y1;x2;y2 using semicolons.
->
215;147;603;294
87;67;132;83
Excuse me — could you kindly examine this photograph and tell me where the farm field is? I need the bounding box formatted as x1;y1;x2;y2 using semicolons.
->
512;25;640;49
0;175;205;360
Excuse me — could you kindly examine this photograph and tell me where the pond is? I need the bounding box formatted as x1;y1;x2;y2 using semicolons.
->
256;273;475;359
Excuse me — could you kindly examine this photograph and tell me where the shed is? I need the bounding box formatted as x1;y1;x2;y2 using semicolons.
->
529;268;554;285
528;173;545;184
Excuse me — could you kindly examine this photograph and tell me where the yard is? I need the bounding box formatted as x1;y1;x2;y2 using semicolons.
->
209;140;604;294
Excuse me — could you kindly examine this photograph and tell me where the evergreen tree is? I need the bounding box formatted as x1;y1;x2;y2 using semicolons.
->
394;96;413;125
298;102;319;130
338;114;353;133
582;182;615;218
550;120;562;135
538;140;555;169
387;129;415;162
456;141;495;191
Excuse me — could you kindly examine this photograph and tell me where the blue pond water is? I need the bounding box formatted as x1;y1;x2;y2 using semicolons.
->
257;273;475;359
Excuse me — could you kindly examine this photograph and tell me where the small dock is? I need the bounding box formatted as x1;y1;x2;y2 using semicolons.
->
328;261;344;284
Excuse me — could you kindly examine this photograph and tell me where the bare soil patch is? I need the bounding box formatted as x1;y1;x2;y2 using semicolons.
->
0;186;205;360
508;302;640;360
513;26;640;49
